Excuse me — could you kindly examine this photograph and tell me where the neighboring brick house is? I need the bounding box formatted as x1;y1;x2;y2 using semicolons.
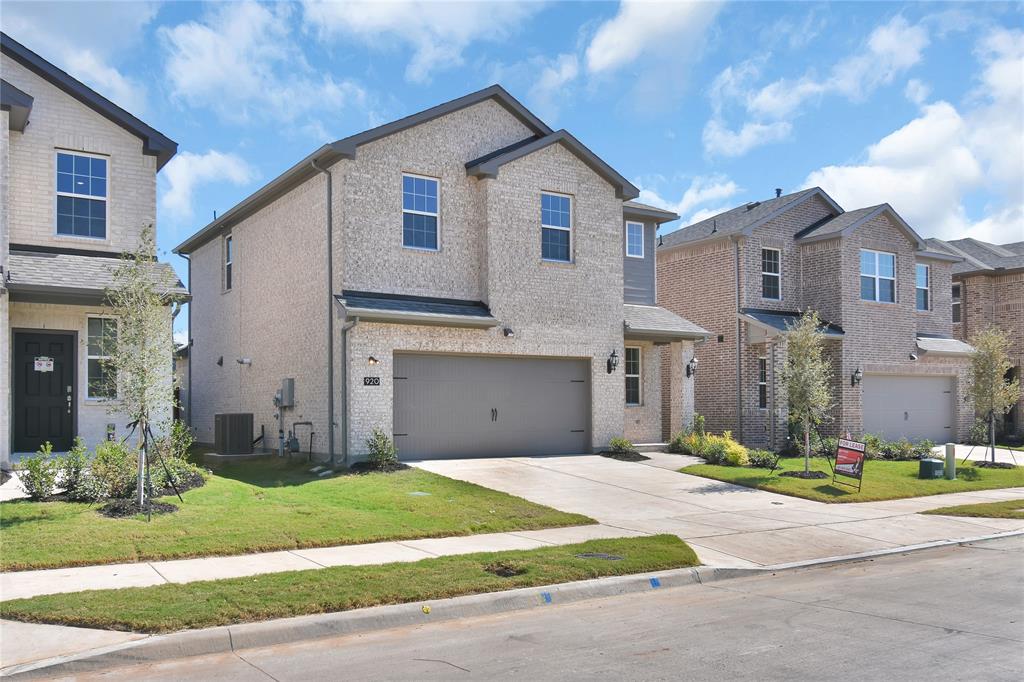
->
657;187;973;449
175;86;707;463
925;238;1024;438
1;33;186;467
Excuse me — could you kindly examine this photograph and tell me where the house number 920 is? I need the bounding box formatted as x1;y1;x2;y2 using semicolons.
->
363;377;381;386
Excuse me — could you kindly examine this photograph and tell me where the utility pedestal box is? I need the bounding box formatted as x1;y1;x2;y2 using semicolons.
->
919;458;944;479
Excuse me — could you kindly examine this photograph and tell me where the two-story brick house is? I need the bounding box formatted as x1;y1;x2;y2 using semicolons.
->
658;187;973;449
1;33;186;467
175;86;707;463
925;238;1024;438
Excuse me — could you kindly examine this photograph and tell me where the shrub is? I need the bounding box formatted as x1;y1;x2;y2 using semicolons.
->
608;437;636;453
747;449;777;468
718;432;749;466
667;431;686;454
691;413;706;437
366;428;398;469
819;437;838;456
912;439;936;459
19;443;58;500
968;419;989;445
862;433;885;460
60;438;91;500
702;436;729;465
91;440;138;500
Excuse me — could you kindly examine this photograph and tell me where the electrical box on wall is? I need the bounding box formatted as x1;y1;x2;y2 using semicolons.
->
280;378;295;407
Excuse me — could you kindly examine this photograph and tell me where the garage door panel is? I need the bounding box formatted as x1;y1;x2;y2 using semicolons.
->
393;354;591;460
862;375;954;442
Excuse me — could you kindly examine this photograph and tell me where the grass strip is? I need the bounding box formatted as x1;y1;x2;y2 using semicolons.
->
680;457;1024;503
922;499;1024;519
0;461;593;571
0;535;697;633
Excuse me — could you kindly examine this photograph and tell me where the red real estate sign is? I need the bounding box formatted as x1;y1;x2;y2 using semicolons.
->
835;438;866;482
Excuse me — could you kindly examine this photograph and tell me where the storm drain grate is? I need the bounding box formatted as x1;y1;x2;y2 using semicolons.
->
575;552;624;561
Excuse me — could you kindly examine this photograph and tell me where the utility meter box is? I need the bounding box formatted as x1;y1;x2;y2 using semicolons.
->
279;378;295;408
919;458;944;479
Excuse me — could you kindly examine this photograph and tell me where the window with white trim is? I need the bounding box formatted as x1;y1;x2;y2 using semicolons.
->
915;264;930;311
757;357;768;409
402;174;439;250
625;347;641;406
860;249;896;302
625;221;644;258
952;284;961;323
56;151;107;239
224;235;233;291
87;317;117;399
761;248;781;300
541;192;571;262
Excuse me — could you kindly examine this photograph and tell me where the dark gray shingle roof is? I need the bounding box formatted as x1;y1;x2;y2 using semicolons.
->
929;238;1024;275
739;308;845;337
7;250;188;300
623;304;709;340
794;205;881;240
623;200;679;223
339;290;492;318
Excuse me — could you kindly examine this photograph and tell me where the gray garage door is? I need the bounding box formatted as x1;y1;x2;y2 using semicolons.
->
862;375;954;442
393;354;591;460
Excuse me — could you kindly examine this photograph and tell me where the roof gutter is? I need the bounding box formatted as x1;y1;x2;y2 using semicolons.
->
337;305;499;329
733;236;743;443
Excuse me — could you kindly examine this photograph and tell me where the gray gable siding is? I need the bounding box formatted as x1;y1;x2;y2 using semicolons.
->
623;220;656;305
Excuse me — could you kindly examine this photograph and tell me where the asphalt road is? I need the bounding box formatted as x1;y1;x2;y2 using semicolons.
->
63;536;1024;682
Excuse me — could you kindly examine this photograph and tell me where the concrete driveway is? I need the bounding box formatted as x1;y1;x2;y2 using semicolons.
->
414;453;1024;568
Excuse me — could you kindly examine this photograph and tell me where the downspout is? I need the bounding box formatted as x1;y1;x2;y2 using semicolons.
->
181;253;192;428
733;236;743;443
769;338;776;449
340;317;358;466
311;159;336;468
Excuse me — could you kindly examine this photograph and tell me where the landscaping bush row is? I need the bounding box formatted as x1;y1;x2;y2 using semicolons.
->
18;421;207;502
668;415;750;467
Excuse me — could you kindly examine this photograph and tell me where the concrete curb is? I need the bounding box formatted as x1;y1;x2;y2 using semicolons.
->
4;529;1022;679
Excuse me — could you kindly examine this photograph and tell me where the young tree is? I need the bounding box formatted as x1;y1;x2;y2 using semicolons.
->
102;225;182;506
780;310;834;474
967;327;1020;465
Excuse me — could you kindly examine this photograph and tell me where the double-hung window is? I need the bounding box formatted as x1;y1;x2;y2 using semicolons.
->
757;357;768;409
915;264;930;311
761;248;781;300
625;347;641;406
860;249;896;303
625;221;644;258
56;151;107;239
224;235;233;291
541;192;571;262
87;317;117;399
402;174;439;250
952;284;961;323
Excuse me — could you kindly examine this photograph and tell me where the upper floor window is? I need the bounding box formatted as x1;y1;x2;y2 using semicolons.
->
402;174;439;250
757;357;768;409
224;235;233;291
87;317;117;399
761;248;781;300
915;264;930;311
625;346;641;406
625;222;644;258
952;284;961;323
56;151;107;239
541;192;572;262
860;249;895;303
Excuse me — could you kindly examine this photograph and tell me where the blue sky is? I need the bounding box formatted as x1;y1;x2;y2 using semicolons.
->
3;1;1022;342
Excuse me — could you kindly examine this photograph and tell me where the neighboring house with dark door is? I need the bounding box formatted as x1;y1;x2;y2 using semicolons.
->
926;237;1024;438
175;85;707;462
657;187;974;449
1;33;186;466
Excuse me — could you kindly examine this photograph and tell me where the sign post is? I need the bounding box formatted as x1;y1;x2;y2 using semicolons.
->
833;438;866;492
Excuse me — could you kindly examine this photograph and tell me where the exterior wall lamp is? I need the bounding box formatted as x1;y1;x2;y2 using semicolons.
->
367;356;379;365
686;357;698;378
607;350;619;374
851;367;863;386
503;327;515;338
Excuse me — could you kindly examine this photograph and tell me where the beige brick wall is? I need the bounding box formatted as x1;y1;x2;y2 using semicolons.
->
659;340;696;440
1;55;157;254
915;257;954;337
1;111;9;464
624;340;662;444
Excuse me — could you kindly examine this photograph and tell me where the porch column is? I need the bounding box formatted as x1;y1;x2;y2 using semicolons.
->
668;340;692;437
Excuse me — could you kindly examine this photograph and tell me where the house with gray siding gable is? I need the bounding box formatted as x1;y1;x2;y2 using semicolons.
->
175;85;707;463
1;33;186;467
657;187;974;450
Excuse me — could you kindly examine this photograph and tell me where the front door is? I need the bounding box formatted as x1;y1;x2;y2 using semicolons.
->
13;332;75;452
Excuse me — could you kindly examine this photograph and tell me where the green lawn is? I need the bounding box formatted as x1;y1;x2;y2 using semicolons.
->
680;457;1024;503
0;536;697;633
0;459;592;571
922;499;1024;519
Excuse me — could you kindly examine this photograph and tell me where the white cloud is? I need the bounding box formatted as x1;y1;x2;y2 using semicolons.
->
302;0;541;83
160;151;256;221
585;0;721;74
527;53;579;122
160;1;372;126
0;1;157;112
802;28;1024;243
637;174;742;224
904;79;931;105
702;119;792;158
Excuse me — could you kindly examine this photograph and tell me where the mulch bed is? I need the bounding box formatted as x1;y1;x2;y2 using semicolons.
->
346;461;411;475
972;461;1017;469
779;470;830;479
599;451;650;462
99;499;178;518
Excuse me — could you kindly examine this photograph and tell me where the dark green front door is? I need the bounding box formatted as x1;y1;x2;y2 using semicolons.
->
13;332;75;452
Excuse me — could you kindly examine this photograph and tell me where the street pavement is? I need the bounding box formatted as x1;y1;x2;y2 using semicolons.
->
39;535;1024;681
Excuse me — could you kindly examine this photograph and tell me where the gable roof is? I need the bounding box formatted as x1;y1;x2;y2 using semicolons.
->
175;85;553;254
623;200;679;224
795;203;928;249
1;78;32;131
1;32;177;169
659;187;842;249
465;129;639;200
927;237;1024;275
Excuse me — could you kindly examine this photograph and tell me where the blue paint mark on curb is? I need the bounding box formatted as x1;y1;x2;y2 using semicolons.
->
649;577;661;588
541;592;552;604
